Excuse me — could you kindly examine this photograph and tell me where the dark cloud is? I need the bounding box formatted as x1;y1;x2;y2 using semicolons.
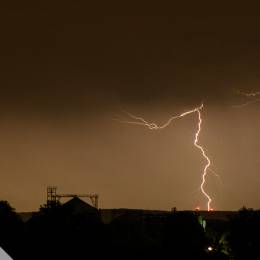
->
1;3;260;115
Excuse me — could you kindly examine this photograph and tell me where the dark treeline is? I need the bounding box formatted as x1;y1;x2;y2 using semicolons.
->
0;201;259;259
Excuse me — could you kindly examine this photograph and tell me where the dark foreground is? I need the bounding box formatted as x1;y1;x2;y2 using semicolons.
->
0;199;259;259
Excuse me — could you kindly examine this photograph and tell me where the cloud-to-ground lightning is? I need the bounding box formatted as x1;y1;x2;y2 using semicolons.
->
118;103;214;211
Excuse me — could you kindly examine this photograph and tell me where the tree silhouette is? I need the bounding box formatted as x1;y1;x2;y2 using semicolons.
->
227;207;260;259
25;198;104;259
0;201;23;258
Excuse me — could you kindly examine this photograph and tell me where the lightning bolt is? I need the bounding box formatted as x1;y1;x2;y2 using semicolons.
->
235;89;260;97
118;103;213;211
233;89;260;108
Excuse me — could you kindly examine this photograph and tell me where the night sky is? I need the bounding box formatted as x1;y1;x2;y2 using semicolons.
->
1;2;260;211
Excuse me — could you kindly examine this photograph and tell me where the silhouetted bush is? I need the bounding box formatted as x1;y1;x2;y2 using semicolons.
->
162;211;207;258
107;213;164;258
24;198;104;259
227;207;260;260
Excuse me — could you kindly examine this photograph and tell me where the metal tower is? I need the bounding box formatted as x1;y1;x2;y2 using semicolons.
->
46;186;99;209
47;186;58;207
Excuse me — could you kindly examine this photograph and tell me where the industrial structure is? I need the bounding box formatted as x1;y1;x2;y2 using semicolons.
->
47;186;99;209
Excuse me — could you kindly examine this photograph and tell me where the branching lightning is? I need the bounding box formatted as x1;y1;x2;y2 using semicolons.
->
194;106;212;211
235;89;260;97
233;89;260;108
118;103;214;211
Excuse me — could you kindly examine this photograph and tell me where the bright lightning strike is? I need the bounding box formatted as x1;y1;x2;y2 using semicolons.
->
194;106;212;211
118;103;213;211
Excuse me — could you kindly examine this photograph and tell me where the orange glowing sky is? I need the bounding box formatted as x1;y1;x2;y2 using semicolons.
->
0;2;260;211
